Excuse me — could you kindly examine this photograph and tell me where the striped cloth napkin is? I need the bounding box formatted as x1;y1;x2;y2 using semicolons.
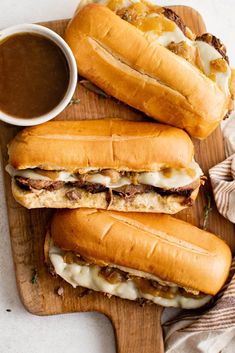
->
163;259;235;353
209;153;235;223
209;115;235;223
163;116;235;353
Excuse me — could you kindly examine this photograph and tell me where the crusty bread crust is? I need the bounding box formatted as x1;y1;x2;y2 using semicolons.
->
50;208;232;295
8;120;194;171
11;179;198;213
64;4;229;139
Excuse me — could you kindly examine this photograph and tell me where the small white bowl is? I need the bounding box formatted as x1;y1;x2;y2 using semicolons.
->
0;24;77;126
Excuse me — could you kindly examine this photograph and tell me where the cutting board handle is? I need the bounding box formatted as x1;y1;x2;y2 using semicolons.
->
106;303;164;353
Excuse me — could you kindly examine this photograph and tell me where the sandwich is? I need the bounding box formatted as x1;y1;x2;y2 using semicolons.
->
6;120;203;213
45;208;232;308
64;1;234;139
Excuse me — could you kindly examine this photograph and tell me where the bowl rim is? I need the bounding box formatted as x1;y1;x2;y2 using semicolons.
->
0;23;77;126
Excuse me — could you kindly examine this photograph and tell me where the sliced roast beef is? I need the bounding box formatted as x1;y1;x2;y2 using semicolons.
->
15;176;196;201
155;186;194;198
163;8;186;35
113;184;154;198
196;33;229;63
15;176;32;189
15;176;106;194
73;178;108;193
46;181;65;191
159;179;200;198
27;179;54;190
16;177;52;190
83;183;108;194
15;177;64;191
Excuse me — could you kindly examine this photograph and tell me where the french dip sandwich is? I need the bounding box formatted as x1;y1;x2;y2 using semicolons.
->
45;209;232;309
65;1;235;139
7;120;203;213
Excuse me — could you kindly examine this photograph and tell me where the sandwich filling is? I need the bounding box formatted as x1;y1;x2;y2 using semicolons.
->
79;0;232;99
6;160;203;204
49;240;212;309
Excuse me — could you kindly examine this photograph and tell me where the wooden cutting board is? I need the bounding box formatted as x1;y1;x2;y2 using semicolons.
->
1;6;234;353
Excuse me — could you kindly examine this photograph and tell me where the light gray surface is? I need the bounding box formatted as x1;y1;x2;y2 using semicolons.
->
0;1;235;352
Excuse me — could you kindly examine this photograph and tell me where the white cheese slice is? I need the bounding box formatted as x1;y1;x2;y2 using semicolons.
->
195;40;231;95
6;159;202;190
145;22;191;47
85;174;131;188
5;164;78;182
49;243;212;309
90;0;231;96
137;160;202;189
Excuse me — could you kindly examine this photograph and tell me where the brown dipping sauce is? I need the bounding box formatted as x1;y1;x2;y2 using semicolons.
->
0;32;70;118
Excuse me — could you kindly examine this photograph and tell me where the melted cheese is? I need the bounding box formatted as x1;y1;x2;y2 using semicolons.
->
137;160;202;189
82;0;231;96
6;165;78;182
195;40;231;95
141;15;230;95
156;28;185;46
6;159;202;189
86;174;132;188
49;243;212;309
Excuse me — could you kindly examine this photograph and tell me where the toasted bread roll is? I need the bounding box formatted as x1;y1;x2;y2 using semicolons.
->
45;209;232;308
7;120;202;212
65;3;232;138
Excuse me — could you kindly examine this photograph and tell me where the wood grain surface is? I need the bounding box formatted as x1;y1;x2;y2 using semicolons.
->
1;6;234;353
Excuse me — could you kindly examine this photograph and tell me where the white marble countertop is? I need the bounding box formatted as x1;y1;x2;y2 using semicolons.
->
1;1;235;352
